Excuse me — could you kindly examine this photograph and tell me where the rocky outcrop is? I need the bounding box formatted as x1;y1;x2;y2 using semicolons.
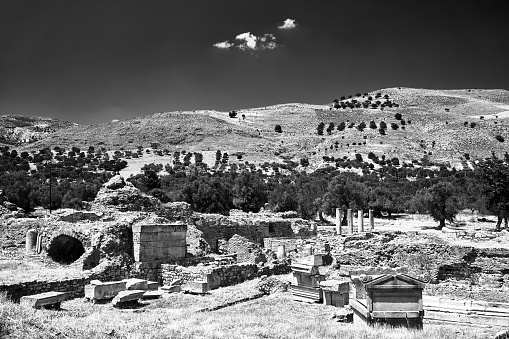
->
92;175;161;212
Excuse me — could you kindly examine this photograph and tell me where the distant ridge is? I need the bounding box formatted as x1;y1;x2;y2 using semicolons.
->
2;88;508;167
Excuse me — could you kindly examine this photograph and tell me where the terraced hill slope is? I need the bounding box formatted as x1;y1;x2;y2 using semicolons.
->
6;87;509;168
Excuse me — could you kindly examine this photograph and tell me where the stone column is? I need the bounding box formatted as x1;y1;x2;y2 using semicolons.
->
369;209;374;231
36;234;43;254
335;208;342;235
358;210;364;233
277;245;286;259
25;229;38;253
347;209;353;234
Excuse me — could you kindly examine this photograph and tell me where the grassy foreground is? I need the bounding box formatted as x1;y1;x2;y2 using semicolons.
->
0;278;497;339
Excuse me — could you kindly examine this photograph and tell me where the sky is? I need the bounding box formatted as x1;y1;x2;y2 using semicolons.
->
0;0;508;125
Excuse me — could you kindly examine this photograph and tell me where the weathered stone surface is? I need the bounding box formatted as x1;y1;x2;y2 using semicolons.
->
319;280;350;293
147;281;159;290
85;281;126;300
160;285;181;293
124;278;148;290
142;290;164;299
182;280;209;294
112;290;145;306
20;291;67;308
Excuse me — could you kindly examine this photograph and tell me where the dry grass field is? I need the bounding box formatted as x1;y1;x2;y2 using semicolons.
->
0;278;498;339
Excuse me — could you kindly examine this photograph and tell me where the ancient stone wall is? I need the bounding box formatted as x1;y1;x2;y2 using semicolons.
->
192;213;315;252
0;263;129;302
132;221;187;262
227;234;264;264
263;236;313;253
161;262;291;288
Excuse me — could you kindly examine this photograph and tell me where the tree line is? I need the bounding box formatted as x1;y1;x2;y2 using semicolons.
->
128;153;509;229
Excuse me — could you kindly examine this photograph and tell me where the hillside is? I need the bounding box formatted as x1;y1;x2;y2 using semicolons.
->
0;115;76;145
7;87;509;168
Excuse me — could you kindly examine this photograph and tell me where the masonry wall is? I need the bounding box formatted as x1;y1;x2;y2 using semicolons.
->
0;263;129;302
161;262;291;288
132;223;187;262
193;213;315;252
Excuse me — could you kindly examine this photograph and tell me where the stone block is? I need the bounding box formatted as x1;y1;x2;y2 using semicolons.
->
160;285;181;293
322;290;349;307
20;291;67;309
320;280;350;294
85;281;126;300
142;290;164;300
147;281;159;290
112;290;145;306
125;278;148;290
182;280;209;294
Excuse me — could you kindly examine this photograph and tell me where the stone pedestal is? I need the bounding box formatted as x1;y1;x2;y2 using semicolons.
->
347;209;353;234
358;210;364;233
290;261;325;303
26;229;38;253
320;280;350;307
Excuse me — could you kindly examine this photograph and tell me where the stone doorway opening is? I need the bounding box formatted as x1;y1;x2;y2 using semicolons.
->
47;234;85;264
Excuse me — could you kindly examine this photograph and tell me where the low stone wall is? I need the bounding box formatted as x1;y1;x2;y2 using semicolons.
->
263;236;312;253
161;262;291;288
424;296;509;328
0;263;129;302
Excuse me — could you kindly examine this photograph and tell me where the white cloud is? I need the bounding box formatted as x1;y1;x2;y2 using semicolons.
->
235;32;278;51
278;18;297;30
236;32;258;50
213;40;233;49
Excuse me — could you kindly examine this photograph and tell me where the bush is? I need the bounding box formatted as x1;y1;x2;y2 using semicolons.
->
395;113;402;120
274;125;282;133
379;121;387;129
495;135;505;142
390;123;399;130
257;277;289;295
470;122;477;128
369;121;377;129
337;122;346;131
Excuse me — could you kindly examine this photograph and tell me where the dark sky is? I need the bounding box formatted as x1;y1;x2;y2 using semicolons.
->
1;0;508;124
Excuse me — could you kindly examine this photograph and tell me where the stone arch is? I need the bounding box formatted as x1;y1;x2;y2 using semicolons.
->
47;234;85;264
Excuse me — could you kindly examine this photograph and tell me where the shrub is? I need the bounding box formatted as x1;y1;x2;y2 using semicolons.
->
395;113;402;120
495;135;505;142
274;125;282;133
391;123;399;130
379;128;386;135
357;122;366;131
337;122;346;131
369;121;377;129
379;121;387;129
470;122;477;128
257;277;289;295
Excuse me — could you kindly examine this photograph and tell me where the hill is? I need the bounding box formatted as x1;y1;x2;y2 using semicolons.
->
5;87;509;168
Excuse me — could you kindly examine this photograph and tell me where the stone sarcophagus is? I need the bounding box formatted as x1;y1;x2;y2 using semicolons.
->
289;255;325;303
350;274;426;329
132;222;187;262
